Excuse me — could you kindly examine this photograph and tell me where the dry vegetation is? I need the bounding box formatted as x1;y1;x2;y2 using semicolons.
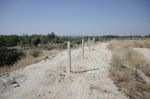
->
133;39;150;48
108;40;150;99
0;49;61;74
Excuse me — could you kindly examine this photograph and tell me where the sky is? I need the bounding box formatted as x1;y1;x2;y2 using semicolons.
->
0;0;150;36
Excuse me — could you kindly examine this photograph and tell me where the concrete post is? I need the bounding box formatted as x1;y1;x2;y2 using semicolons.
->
82;39;84;58
93;37;95;46
88;38;90;50
68;41;71;72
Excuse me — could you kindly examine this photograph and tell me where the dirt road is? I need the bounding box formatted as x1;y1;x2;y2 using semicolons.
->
0;43;128;99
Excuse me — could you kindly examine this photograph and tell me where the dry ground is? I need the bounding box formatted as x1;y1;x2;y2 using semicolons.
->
0;43;128;99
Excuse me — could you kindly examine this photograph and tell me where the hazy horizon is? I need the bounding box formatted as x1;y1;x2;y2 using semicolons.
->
0;0;150;36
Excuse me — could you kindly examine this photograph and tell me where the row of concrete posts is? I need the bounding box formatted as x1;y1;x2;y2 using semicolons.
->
68;37;95;72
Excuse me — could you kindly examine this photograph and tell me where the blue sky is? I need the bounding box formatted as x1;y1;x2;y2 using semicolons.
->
0;0;150;36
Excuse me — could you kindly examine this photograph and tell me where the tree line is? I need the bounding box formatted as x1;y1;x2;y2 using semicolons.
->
1;33;150;47
0;33;150;67
0;32;66;47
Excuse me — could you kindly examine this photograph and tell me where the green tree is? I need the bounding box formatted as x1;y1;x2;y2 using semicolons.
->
84;36;89;41
7;35;20;46
24;35;31;44
54;36;60;43
0;35;6;47
31;37;41;46
40;35;48;44
47;32;55;41
60;37;67;43
20;34;31;44
95;36;99;42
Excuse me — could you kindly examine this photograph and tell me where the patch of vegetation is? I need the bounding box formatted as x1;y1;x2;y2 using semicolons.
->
30;50;42;58
108;40;150;99
0;47;25;67
0;33;149;72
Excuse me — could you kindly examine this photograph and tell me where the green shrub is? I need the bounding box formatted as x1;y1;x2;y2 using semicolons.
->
0;47;25;66
30;50;42;58
31;37;41;46
54;36;60;43
74;39;82;44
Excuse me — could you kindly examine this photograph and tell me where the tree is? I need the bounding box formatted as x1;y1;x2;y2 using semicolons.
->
0;35;6;47
54;36;60;43
20;34;31;44
95;36;99;42
7;35;20;46
60;37;67;43
84;36;89;41
47;32;55;41
31;37;41;46
24;35;31;44
40;35;48;44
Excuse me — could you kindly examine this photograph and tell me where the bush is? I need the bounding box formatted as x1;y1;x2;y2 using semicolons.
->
54;36;60;43
0;47;25;66
30;50;42;58
31;37;41;46
74;38;82;44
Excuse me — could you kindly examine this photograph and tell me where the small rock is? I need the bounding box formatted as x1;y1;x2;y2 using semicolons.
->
11;80;17;84
13;84;20;88
2;83;6;85
63;70;66;72
118;88;121;91
43;94;46;96
58;80;61;82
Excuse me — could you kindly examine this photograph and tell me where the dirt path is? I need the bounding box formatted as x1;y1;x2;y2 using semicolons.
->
0;43;128;99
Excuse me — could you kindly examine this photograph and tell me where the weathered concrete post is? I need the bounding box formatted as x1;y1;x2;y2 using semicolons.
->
93;37;95;46
68;41;71;72
82;39;84;58
88;38;90;50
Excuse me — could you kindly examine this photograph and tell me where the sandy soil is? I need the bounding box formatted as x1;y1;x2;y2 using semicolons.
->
0;43;128;99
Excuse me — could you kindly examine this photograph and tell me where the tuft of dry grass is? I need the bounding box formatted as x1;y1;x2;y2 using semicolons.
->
0;49;61;74
108;40;146;69
108;40;150;99
140;61;150;77
133;39;150;48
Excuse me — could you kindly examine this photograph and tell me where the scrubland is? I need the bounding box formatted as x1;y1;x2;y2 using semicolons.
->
108;39;150;99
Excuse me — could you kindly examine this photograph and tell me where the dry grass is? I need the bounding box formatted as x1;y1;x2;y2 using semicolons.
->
140;61;150;77
0;49;61;74
109;40;146;69
133;39;150;48
108;40;150;99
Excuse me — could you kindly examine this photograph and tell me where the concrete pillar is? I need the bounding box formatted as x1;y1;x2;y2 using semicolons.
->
82;39;84;58
68;41;71;72
88;38;90;50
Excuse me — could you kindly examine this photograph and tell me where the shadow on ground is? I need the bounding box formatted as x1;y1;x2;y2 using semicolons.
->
71;68;100;73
